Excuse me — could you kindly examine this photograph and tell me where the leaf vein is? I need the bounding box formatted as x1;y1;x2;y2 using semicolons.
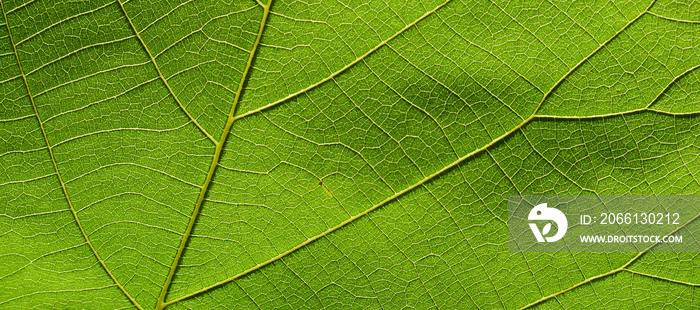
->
156;0;274;307
230;0;456;122
117;0;218;145
0;1;144;309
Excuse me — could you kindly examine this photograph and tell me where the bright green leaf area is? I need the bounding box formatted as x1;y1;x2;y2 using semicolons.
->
1;0;700;308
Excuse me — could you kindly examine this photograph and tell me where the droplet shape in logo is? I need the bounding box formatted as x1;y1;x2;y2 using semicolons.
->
542;223;551;235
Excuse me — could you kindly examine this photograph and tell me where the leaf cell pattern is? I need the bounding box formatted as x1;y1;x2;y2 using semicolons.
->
1;0;700;309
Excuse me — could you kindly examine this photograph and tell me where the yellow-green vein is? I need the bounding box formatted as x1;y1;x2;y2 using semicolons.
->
0;1;144;309
155;0;274;308
534;59;700;120
116;0;218;145
230;0;456;122
647;11;700;24
622;269;700;287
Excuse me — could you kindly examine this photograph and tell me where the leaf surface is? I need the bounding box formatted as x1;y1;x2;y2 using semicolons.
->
1;0;700;309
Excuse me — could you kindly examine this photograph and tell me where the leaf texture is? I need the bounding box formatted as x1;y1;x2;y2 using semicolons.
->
1;0;700;309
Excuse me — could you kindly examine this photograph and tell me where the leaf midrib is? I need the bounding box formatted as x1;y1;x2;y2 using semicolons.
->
152;0;274;308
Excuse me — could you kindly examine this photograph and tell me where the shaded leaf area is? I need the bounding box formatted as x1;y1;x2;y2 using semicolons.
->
174;113;700;309
1;0;699;308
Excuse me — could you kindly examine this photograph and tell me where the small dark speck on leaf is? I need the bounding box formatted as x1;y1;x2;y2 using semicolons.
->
319;181;323;186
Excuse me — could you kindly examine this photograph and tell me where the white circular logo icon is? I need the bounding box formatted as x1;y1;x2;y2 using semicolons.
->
528;203;567;242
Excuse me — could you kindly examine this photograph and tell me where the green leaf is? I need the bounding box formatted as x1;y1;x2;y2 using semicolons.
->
1;0;699;308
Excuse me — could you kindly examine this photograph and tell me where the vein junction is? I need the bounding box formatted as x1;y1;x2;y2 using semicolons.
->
159;0;700;307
